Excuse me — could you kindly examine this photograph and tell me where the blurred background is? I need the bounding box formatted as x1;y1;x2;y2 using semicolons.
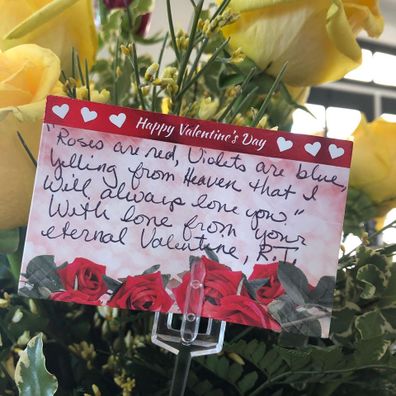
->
145;0;396;248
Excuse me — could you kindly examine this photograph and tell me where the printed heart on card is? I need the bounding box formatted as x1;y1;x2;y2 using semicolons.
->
52;104;69;119
304;142;321;157
277;136;293;152
109;113;126;128
81;107;98;123
328;144;345;159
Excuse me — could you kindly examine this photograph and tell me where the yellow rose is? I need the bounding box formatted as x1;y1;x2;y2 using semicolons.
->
0;44;63;230
0;0;97;75
350;115;396;223
222;0;384;86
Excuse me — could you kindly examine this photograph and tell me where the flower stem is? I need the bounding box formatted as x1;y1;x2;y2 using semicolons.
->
131;43;146;110
218;67;256;122
251;62;288;127
174;0;204;115
17;132;37;168
85;59;91;101
184;37;209;87
113;37;120;105
228;86;259;123
166;0;180;62
71;47;77;98
175;38;230;101
152;32;169;112
210;0;231;22
76;53;85;85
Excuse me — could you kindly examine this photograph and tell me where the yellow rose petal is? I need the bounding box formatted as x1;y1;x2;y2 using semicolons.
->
0;0;97;75
0;44;62;229
222;0;384;86
350;115;396;217
2;44;60;103
3;0;80;40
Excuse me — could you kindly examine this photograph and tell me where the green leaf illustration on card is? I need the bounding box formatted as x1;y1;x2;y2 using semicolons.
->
20;255;63;297
277;261;310;305
243;276;269;300
162;274;171;288
103;275;122;292
308;276;335;307
204;247;219;263
269;262;334;337
15;333;58;396
268;296;322;337
142;264;161;274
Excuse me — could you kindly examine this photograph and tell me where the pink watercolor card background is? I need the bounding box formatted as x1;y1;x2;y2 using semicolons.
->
18;96;353;337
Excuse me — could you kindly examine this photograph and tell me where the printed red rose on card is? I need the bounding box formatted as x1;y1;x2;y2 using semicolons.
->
18;96;352;337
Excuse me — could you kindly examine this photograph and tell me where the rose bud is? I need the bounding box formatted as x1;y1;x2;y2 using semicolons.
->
135;12;152;37
103;0;132;10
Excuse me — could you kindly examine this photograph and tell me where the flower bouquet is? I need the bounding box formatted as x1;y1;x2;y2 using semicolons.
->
1;1;396;395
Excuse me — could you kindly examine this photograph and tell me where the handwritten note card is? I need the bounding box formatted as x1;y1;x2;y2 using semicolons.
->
19;96;352;337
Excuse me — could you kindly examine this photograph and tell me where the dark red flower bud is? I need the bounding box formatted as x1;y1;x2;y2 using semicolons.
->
103;0;132;10
135;13;152;37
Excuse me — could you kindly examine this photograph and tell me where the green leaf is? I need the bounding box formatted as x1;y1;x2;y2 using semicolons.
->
276;347;311;370
200;354;246;392
380;265;396;307
330;302;361;338
277;262;309;305
355;310;388;339
237;371;258;394
261;348;286;377
354;336;391;364
15;333;58;396
309;346;345;371
218;72;244;88
381;308;396;331
131;0;155;14
207;390;224;396
0;228;19;254
203;59;225;95
278;331;309;348
343;188;377;236
356;264;386;299
6;307;50;340
226;363;243;384
225;340;266;371
308;276;336;307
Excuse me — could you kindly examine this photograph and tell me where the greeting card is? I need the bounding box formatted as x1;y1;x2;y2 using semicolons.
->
18;96;352;337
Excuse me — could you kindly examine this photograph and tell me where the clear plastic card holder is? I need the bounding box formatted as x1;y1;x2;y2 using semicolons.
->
151;258;226;395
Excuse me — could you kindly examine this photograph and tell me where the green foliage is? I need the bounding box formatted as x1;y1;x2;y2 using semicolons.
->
15;333;58;396
0;229;19;254
0;200;394;396
343;187;378;236
268;262;335;337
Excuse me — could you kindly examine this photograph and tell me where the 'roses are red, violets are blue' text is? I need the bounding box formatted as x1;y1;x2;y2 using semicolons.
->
39;124;347;266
